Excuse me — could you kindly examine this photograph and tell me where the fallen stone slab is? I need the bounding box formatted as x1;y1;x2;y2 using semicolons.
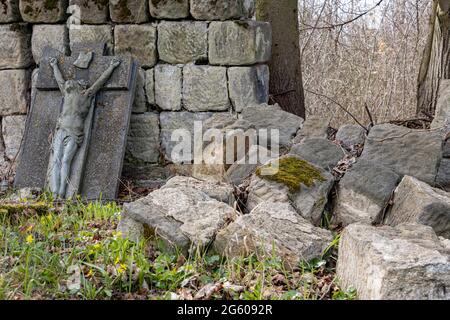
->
337;223;450;300
360;124;442;185
384;176;450;239
293;115;330;144
336;124;366;149
247;156;334;225
289;138;345;171
214;201;333;270
122;185;236;254
334;159;400;226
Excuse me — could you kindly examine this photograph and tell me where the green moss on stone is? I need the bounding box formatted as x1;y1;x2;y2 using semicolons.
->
44;0;58;11
256;157;326;192
0;202;51;215
114;0;132;20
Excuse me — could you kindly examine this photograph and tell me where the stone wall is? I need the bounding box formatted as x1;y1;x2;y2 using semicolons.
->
0;0;272;185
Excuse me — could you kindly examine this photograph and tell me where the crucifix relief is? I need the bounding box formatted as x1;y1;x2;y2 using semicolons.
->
15;43;138;200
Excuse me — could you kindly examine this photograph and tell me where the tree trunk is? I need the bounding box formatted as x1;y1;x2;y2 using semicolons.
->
417;0;450;117
256;0;306;118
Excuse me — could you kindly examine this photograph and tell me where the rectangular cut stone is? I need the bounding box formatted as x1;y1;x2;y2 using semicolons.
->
190;0;250;20
0;24;32;70
32;25;68;64
19;0;67;23
0;0;21;22
209;21;271;66
15;45;138;200
155;64;182;111
158;21;208;64
228;65;269;112
183;65;230;112
360;124;443;185
385;176;450;239
114;24;157;68
337;223;450;300
145;68;155;106
149;0;189;19
125;112;160;166
0;69;29;116
132;68;147;113
2;115;26;161
69;0;109;24
109;0;149;23
69;25;113;55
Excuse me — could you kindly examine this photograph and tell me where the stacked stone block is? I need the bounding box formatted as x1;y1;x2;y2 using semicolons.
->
0;0;271;183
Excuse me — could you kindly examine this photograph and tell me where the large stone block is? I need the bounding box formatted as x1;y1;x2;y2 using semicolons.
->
19;0;67;23
228;65;269;113
360;124;443;185
69;25;113;54
183;65;230;112
149;0;189;19
190;0;250;20
68;0;109;24
145;68;155;106
31;25;68;65
158;21;208;64
436;158;450;191
337;223;450;300
0;70;29;116
109;0;149;23
155;64;182;111
132;68;147;113
293;115;330;144
214;201;333;270
336;124;366;149
334;159;400;226
0;24;32;70
385;176;450;238
289;138;345;171
2;115;27;161
0;0;21;23
125;112;160;165
114;24;157;68
209;21;271;66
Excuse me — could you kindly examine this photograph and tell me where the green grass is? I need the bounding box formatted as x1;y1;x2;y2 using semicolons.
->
0;192;355;300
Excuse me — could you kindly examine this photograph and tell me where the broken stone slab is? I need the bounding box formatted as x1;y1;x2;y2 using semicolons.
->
293;115;330;144
228;65;269;113
289;138;345;171
431;79;450;130
436;158;450;191
384;176;450;239
69;0;109;24
122;185;236;254
214;201;333;270
360;124;443;185
149;0;189;19
0;0;21;23
337;223;450;300
125;112;160;166
335;124;366;149
209;21;271;66
132;68;147;113
163;176;235;206
2;115;26;161
0;24;32;70
183;65;230;112
155;64;182;111
334;159;400;226
145;68;155;106
69;25;113;55
109;0;149;23
19;0;67;23
114;24;157;68
158;21;208;64
240;104;304;149
32;24;68;65
0;69;29;116
247;156;334;225
190;0;251;20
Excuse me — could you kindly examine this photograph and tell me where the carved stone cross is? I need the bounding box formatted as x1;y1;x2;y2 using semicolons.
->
15;43;138;200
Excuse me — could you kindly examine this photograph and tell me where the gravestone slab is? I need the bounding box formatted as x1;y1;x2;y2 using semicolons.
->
15;43;138;200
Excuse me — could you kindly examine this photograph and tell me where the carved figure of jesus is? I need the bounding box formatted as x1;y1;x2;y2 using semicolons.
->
49;57;121;198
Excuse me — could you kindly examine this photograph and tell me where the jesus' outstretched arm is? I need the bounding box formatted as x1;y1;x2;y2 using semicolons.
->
86;58;121;97
49;57;65;93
